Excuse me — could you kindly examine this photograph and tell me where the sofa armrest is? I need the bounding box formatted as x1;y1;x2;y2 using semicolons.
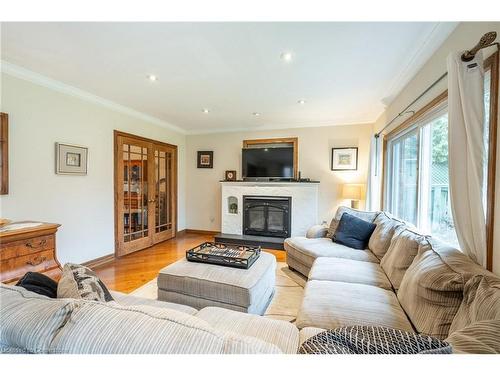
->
306;224;329;239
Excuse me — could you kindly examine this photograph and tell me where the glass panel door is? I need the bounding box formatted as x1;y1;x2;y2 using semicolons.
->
115;134;154;256
153;144;176;243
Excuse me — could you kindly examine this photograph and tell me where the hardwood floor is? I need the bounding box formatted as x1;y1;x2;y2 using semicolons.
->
94;232;286;293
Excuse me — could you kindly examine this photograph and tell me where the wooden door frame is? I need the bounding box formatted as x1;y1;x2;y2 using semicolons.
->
114;130;178;257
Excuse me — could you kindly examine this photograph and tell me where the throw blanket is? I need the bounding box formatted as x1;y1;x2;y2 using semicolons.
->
299;326;452;354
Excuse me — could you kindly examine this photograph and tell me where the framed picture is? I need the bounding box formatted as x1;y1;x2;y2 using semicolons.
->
331;147;358;171
56;143;88;175
225;170;237;181
197;151;213;169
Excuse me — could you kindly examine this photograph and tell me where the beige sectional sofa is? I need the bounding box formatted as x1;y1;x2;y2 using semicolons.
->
286;207;500;353
0;283;299;354
1;205;499;354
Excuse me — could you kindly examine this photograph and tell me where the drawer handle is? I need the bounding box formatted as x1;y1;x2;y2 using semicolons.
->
26;239;47;249
26;256;47;266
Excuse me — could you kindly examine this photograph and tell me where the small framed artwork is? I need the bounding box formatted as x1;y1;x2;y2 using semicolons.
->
197;151;213;169
332;147;358;171
225;170;237;181
56;143;88;175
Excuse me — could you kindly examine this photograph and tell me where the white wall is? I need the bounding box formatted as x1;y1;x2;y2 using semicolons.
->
373;22;500;274
0;73;186;264
186;124;373;231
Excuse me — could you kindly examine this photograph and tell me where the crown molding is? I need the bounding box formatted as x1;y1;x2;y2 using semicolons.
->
1;60;187;135
185;119;374;135
380;22;459;108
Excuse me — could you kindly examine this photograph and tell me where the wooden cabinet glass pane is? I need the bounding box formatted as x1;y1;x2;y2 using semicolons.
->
123;149;130;241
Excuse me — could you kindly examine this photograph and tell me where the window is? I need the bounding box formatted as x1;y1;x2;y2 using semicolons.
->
386;103;458;245
385;68;494;247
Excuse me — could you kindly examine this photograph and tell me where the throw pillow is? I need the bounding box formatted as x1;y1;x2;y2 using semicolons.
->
333;212;377;250
57;263;114;302
299;326;452;354
326;206;378;238
15;271;58;298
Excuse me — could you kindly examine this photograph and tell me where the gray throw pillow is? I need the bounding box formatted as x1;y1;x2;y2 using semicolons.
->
57;263;114;302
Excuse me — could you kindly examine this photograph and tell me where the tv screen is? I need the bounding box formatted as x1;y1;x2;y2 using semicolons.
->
242;147;294;179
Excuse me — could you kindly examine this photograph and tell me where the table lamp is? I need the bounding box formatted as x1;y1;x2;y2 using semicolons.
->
342;184;363;209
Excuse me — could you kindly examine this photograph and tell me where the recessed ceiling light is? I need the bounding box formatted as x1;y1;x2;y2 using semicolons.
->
252;112;261;116
298;99;306;105
202;108;210;113
147;74;158;82
280;52;293;62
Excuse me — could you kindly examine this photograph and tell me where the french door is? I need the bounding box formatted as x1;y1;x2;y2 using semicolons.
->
114;131;177;256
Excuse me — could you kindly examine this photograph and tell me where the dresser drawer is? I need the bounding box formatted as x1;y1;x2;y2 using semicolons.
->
0;234;55;260
0;249;58;282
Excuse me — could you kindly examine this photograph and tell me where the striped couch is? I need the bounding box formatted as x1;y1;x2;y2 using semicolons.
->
286;207;500;353
0;284;299;354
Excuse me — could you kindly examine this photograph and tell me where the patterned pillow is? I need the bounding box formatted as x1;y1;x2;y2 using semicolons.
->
57;263;114;302
298;326;452;354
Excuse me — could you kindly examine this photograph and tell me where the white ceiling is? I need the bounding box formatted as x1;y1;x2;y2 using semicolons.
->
1;22;457;134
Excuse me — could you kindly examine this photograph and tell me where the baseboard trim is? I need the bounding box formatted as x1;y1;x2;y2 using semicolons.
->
82;253;115;269
185;229;219;235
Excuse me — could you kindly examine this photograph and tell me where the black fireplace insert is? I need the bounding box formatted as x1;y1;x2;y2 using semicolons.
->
243;196;291;238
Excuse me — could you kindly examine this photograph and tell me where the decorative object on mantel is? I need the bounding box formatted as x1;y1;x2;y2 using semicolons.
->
197;151;213;169
332;147;358;171
225;170;237;181
342;183;364;209
0;112;8;195
0;221;62;284
56;142;88;175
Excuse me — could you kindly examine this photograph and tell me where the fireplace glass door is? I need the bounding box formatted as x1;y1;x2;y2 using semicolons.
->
243;196;291;238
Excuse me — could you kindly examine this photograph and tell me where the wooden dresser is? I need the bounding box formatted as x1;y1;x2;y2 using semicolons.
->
0;222;62;284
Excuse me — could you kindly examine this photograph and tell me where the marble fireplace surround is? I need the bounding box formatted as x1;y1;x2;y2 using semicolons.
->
220;181;320;237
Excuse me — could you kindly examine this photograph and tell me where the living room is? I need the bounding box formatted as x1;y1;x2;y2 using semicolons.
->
1;0;500;371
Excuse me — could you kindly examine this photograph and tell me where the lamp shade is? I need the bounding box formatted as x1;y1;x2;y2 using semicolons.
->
342;184;362;200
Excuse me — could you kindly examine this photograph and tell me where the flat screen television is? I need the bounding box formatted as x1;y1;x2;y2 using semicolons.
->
242;147;294;179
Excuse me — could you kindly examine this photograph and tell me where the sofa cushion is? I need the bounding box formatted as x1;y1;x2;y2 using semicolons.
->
50;301;227;354
0;284;76;353
397;238;486;340
196;306;299;354
308;257;392;290
110;291;198;315
326;206;378;238
57;263;114;302
295;280;414;332
449;274;500;333
368;212;405;259
285;237;379;271
445;320;500;354
333;212;377;250
380;227;428;290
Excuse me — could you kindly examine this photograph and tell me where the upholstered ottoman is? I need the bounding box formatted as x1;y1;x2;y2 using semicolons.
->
157;252;276;315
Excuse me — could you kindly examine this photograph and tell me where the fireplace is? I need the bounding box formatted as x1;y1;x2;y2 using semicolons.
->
243;196;291;238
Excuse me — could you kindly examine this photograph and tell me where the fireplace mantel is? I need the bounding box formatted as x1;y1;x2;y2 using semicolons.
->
220;181;320;237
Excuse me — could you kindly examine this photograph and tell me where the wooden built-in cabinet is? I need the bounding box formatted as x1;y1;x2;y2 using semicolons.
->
114;131;177;256
0;222;61;283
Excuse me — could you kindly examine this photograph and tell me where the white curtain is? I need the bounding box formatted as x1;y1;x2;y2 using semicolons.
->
447;51;486;266
366;134;383;211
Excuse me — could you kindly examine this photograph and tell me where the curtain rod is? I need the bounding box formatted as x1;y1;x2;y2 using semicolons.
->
375;31;499;139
